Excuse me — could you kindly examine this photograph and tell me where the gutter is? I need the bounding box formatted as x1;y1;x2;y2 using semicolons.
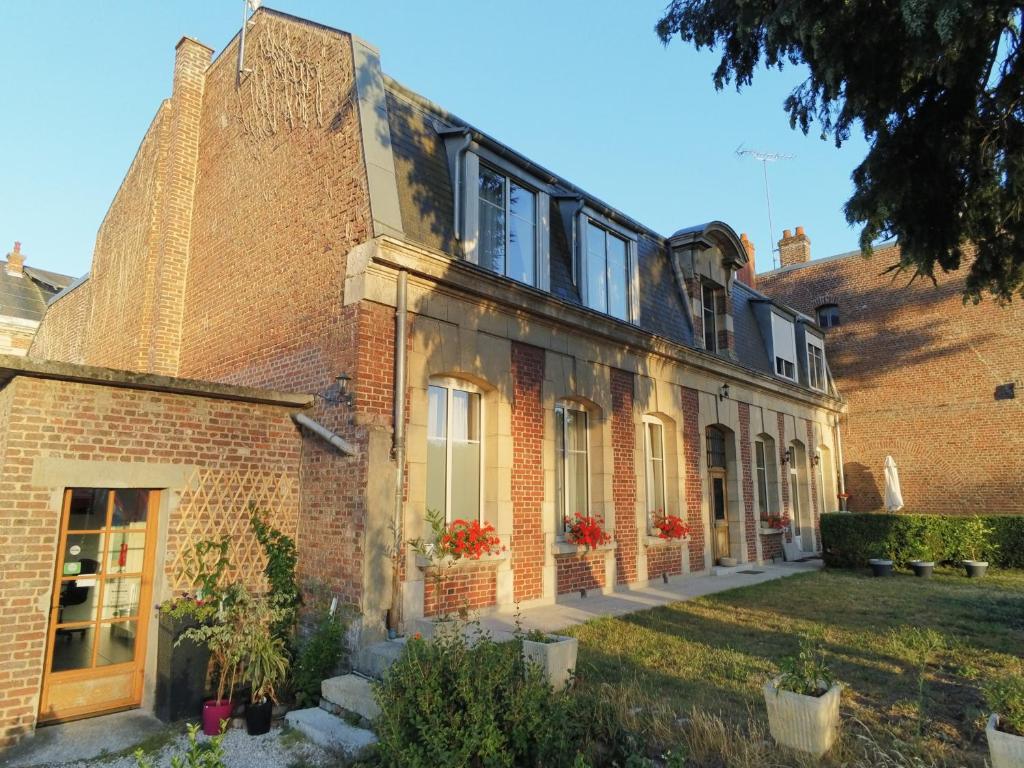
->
388;270;409;632
291;413;356;456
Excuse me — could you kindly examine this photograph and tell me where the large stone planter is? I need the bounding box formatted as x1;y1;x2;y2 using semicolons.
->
522;635;578;691
910;560;935;578
868;558;893;577
965;560;989;578
988;714;1024;768
763;677;841;757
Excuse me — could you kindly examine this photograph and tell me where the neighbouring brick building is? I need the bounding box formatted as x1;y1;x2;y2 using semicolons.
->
758;229;1024;515
1;8;844;745
0;243;71;356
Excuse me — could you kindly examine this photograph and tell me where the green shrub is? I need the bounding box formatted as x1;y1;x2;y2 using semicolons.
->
985;673;1024;736
776;635;836;697
373;629;590;768
820;512;1023;569
291;604;347;708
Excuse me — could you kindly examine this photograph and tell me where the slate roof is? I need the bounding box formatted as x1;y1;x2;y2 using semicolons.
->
0;261;72;323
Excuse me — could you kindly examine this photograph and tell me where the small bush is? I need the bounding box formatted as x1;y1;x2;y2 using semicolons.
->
776;635;836;697
291;604;347;708
373;628;590;768
820;512;1023;569
985;673;1024;736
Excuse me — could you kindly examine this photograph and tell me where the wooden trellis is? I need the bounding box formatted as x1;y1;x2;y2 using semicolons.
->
166;468;298;594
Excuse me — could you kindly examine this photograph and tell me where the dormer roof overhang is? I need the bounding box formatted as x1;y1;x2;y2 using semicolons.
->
669;220;748;271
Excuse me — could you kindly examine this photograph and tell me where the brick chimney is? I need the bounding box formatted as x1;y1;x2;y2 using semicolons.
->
778;226;811;267
5;241;25;276
736;233;757;287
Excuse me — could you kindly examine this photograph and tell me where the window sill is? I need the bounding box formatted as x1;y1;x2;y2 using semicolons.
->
414;550;510;570
645;535;686;548
551;541;616;557
759;527;785;536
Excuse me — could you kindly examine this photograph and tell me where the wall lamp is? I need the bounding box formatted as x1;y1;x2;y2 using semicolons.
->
811;453;821;467
780;447;793;465
320;373;355;407
718;383;730;401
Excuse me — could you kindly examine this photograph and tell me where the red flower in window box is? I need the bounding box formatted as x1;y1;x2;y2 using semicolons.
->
438;518;503;561
766;514;791;530
564;513;612;550
652;511;691;540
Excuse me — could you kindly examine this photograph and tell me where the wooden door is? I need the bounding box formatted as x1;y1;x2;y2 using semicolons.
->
39;489;159;723
710;470;730;562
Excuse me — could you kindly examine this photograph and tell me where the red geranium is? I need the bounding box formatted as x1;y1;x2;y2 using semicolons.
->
652;511;690;540
439;518;503;560
767;514;791;530
565;512;612;550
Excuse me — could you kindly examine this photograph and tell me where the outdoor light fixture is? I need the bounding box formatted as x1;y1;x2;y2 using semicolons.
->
811;453;821;467
335;373;354;407
781;447;793;465
718;383;730;401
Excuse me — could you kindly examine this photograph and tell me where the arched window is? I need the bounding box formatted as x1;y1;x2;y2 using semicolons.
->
817;304;840;329
706;426;727;468
555;402;590;534
426;379;483;522
643;415;668;525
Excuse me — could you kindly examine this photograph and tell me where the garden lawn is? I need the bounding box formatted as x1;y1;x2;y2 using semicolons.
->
566;567;1024;767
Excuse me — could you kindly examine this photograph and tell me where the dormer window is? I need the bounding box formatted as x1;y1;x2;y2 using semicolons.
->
702;282;718;352
807;338;826;391
770;313;797;381
578;210;639;323
478;165;537;285
817;304;840;328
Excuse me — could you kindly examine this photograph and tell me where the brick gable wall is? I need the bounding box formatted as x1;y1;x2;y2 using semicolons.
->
759;245;1024;515
510;342;545;602
610;368;637;584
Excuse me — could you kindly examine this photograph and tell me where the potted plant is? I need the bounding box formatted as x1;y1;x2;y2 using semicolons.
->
521;629;578;691
763;637;841;757
652;511;691;540
985;673;1024;768
243;629;289;735
868;547;894;577
564;512;612;550
907;542;935;578
960;516;995;578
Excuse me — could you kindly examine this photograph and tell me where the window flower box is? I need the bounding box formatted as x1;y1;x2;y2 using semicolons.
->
522;633;578;691
763;676;841;757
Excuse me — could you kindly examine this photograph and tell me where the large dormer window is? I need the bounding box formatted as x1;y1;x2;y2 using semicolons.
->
807;338;826;391
770;313;797;381
702;282;718;352
585;221;629;320
479;165;537;285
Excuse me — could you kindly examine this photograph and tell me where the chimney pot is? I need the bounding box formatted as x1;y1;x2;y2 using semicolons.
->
782;229;792;239
6;241;25;276
795;226;805;236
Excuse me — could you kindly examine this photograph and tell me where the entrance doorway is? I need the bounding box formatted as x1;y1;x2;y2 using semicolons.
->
710;469;730;562
39;488;159;723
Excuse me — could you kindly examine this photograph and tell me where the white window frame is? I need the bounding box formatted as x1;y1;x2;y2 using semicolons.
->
754;439;769;518
577;207;639;323
702;282;718;352
426;377;485;524
555;402;591;537
643;415;669;532
770;313;798;382
807;338;826;392
461;149;550;291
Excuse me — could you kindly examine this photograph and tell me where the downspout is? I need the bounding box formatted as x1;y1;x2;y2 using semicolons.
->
833;413;848;511
451;131;473;243
387;270;409;632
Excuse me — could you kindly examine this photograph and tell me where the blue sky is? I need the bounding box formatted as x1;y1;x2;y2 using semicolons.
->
0;1;869;279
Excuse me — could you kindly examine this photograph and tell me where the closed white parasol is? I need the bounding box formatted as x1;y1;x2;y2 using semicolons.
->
884;455;904;512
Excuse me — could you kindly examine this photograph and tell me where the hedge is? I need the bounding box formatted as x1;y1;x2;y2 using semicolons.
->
820;512;1024;569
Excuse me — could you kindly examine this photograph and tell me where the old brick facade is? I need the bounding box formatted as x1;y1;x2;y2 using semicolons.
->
758;240;1024;515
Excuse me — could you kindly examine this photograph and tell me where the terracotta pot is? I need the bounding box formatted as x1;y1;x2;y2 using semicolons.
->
987;714;1024;768
763;677;842;758
202;699;233;736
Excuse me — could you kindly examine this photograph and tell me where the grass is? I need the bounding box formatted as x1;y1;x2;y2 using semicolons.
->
565;567;1024;766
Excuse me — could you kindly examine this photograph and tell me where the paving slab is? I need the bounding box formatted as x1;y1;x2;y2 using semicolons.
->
283;708;377;757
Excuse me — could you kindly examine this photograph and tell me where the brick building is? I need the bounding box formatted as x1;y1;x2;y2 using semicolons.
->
1;9;844;744
757;228;1024;515
0;243;70;356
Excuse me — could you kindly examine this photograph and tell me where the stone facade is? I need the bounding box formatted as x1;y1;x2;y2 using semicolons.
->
758;240;1024;515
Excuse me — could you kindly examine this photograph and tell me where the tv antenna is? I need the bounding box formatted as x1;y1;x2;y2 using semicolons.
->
736;145;794;269
237;0;261;84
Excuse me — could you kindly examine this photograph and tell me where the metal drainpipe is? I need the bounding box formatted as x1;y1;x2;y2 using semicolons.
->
834;413;847;511
388;270;409;631
452;132;472;242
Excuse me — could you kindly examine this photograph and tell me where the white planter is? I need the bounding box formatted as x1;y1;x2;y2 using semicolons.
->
763;677;841;757
522;635;578;691
988;714;1024;768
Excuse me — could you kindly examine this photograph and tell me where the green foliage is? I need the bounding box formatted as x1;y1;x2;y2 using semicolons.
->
820;512;1021;568
291;600;348;708
776;635;836;697
373;629;593;768
656;0;1024;302
160;537;232;623
245;629;290;704
134;723;226;768
250;508;300;645
985;672;1024;736
888;627;947;736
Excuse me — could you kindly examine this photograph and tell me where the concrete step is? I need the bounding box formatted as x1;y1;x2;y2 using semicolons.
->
284;707;377;757
321;673;381;721
353;638;406;679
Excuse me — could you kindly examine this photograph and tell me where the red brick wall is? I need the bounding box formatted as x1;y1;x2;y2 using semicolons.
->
0;376;300;748
759;244;1024;515
556;552;605;594
422;563;498;617
29;281;91;362
738;403;758;562
680;387;705;571
610;368;637;584
647;543;683;579
510;342;545;602
760;534;783;561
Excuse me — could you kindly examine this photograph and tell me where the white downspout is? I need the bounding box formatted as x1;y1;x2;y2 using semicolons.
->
387;270;409;632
